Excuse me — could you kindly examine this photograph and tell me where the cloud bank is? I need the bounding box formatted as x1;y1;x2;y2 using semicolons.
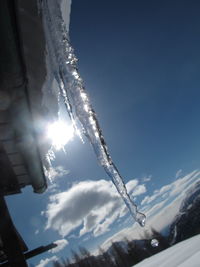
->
48;165;69;181
36;256;58;267
50;239;68;253
44;178;146;237
101;170;200;251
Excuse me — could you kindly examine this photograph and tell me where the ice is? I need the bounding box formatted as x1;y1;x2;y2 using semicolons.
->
151;239;159;247
40;0;145;226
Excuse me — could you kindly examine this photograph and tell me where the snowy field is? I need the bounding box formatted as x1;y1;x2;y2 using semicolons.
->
134;234;200;267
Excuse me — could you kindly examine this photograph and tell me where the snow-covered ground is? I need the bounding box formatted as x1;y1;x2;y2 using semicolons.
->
134;234;200;267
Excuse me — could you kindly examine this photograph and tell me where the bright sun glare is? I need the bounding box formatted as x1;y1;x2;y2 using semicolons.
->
47;120;74;150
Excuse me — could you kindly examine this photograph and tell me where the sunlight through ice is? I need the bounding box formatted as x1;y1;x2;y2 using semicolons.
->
47;121;74;150
40;0;146;227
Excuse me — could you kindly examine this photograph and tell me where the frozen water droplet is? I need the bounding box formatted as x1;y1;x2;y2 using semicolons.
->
151;239;159;247
136;212;146;227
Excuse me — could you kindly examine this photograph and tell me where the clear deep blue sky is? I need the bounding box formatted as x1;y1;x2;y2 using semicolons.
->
69;0;200;186
6;1;200;266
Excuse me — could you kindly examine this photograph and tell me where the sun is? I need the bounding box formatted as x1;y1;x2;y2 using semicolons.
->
47;120;74;150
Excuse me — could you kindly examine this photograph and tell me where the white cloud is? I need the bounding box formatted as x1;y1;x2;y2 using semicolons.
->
142;176;152;182
44;179;146;238
132;184;146;196
100;170;200;252
35;256;58;267
141;195;154;206
141;170;200;224
44;169;199;249
93;212;119;237
35;229;39;235
47;165;69;182
50;239;68;253
176;169;182;179
126;179;146;197
126;180;138;193
141;177;185;207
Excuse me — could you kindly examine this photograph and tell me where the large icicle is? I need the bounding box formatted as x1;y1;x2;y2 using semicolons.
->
40;0;146;227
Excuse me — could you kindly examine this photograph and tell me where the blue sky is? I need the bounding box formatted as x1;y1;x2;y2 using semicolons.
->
69;0;200;184
5;0;200;266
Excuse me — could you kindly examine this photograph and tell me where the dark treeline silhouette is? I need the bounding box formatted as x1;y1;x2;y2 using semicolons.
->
53;228;170;267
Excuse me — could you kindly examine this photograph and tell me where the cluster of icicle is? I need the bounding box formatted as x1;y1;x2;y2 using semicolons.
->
40;0;146;227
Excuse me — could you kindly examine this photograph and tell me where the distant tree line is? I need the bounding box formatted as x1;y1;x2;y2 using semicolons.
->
53;228;170;267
